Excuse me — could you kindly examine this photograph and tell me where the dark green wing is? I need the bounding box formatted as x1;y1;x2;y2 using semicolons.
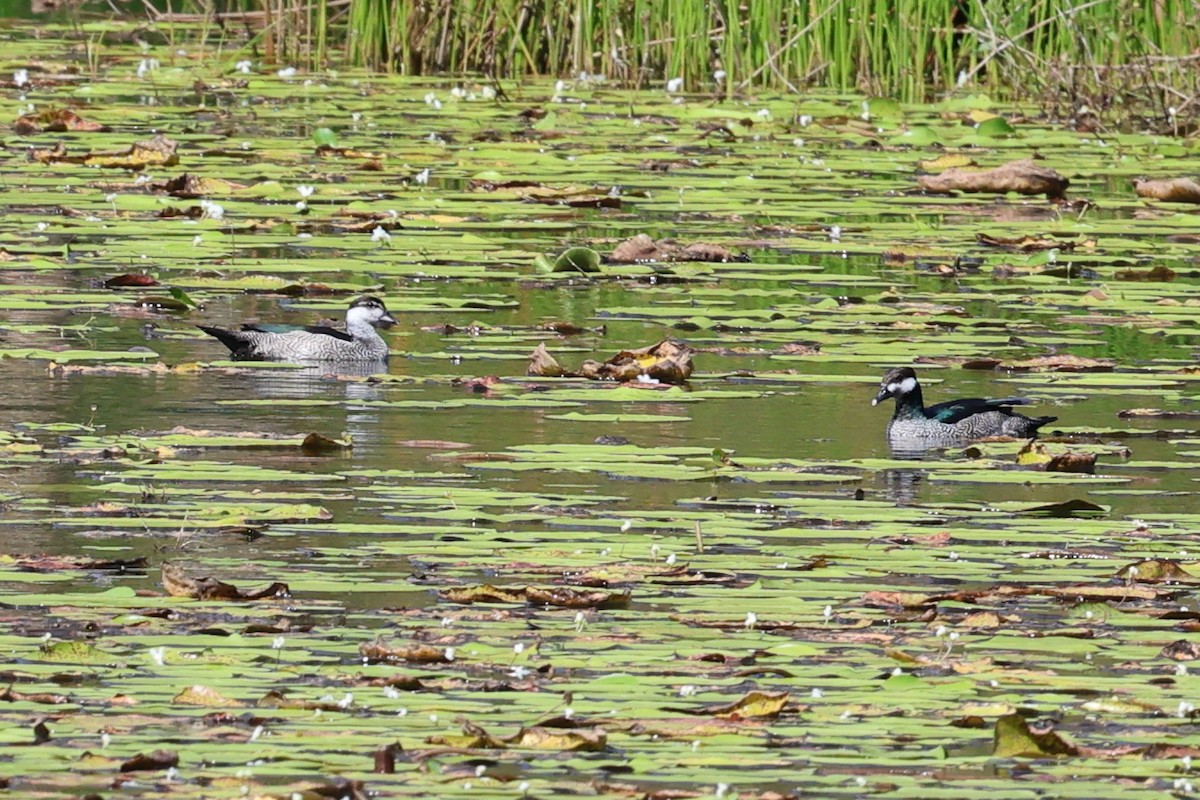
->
243;323;353;342
926;397;1030;423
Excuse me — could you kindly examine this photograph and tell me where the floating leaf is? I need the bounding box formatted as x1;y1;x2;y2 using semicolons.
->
160;561;290;601
992;714;1078;758
918;158;1068;198
552;246;602;273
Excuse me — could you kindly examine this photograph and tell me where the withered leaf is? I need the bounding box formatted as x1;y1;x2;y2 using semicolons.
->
861;590;942;609
1016;441;1095;474
1045;452;1096;474
960;611;1004;629
992;355;1115;372
1160;640;1200;661
104;273;159;289
0;686;69;704
13;107;108;134
1134;177;1200;204
1116;559;1199;584
534;339;694;384
426;731;506;748
992;713;1077;757
526;342;568;377
172;685;237;707
695;691;789;720
918;159;1069;198
315;144;387;161
1114;265;1176;281
519;185;622;208
300;432;351;455
439;584;630;609
120;749;179;772
1117;408;1200;419
439;584;527;604
976;232;1085;252
160;561;290;601
523;586;631;609
81;134;179;170
358;638;451;665
537;320;598;335
153;172;249;198
506;725;607;751
16;555;147;572
256;690;351;711
610;233;738;263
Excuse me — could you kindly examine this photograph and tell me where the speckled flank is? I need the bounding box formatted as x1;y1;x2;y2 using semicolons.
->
198;296;395;362
885;410;1052;445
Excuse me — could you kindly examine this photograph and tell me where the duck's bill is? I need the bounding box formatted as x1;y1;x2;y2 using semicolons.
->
379;314;398;327
872;387;891;405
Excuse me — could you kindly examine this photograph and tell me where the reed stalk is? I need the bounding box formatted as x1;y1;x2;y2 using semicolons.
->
170;0;1200;113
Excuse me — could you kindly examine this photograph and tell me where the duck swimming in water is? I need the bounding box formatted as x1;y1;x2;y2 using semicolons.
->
872;367;1056;446
198;296;396;361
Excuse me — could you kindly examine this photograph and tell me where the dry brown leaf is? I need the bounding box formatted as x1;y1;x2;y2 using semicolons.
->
1115;265;1176;281
1117;408;1200;419
960;611;1004;629
861;590;941;609
82;134;179;169
703;691;790;719
992;713;1078;757
526;342;568;377
315;144;387;161
358;638;452;665
173;685;237;707
153;172;249;198
919;159;1069;198
1116;559;1199;584
528;340;694;384
300;432;351;455
1161;640;1200;661
1134;177;1200;204
976;232;1084;252
160;561;290;601
0;686;70;704
120;750;179;772
610;233;737;263
13;107;108;134
997;355;1115;372
506;725;607;751
255;690;353;711
438;584;630;609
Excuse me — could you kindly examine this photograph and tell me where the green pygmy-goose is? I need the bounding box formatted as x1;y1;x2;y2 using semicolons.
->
872;366;1056;446
198;296;396;361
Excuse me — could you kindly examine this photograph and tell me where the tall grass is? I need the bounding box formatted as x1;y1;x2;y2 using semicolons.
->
190;0;1200;109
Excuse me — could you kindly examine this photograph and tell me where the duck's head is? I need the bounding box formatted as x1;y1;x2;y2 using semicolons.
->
347;296;397;329
872;367;918;406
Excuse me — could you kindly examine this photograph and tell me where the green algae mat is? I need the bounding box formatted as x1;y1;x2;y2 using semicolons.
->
5;19;1200;800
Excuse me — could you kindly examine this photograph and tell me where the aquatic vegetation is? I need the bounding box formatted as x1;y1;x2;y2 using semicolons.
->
3;20;1200;800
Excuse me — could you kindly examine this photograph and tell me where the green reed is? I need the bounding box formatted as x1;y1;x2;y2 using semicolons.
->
215;0;1200;109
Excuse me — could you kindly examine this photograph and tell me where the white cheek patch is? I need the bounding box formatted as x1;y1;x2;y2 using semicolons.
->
887;382;901;394
898;376;917;394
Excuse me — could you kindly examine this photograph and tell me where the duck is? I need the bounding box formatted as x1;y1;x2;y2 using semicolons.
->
198;296;396;361
872;367;1056;446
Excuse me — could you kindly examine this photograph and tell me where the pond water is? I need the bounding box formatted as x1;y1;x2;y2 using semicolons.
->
3;20;1200;800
